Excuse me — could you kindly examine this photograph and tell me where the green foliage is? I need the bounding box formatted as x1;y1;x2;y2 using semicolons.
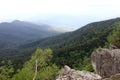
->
11;48;59;80
107;22;120;48
36;64;59;80
96;46;103;51
82;58;94;72
0;60;14;80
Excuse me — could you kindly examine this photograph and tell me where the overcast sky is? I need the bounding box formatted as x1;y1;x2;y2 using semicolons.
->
0;0;120;31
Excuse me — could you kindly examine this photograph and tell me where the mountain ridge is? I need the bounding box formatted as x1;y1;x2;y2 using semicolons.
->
19;18;120;70
0;20;62;50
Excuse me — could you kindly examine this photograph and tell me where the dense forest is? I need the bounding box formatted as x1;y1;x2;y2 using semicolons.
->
19;18;120;70
0;18;120;80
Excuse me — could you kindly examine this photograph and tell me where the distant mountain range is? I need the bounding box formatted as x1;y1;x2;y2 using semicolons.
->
0;20;62;49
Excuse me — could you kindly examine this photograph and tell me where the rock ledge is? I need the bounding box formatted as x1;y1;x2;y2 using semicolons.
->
91;49;120;78
56;65;101;80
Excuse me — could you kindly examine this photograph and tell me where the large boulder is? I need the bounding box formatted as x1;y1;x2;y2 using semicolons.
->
103;73;120;80
91;49;120;78
56;65;101;80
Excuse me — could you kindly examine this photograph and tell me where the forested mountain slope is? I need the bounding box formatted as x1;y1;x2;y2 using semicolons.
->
0;20;61;50
20;18;120;70
1;18;120;80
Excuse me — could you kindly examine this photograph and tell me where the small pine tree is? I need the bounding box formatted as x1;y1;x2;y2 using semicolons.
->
11;48;59;80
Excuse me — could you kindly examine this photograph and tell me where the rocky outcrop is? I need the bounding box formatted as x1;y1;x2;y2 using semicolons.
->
103;73;120;80
91;49;120;78
56;48;120;80
56;65;102;80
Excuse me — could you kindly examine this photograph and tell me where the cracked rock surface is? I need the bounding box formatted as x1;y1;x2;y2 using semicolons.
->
91;49;120;78
56;65;101;80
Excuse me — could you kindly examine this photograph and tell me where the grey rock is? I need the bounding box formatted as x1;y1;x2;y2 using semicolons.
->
56;65;101;80
91;49;120;78
109;44;118;49
103;73;120;80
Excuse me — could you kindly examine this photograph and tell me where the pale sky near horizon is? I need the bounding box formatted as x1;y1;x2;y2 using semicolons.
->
0;0;120;31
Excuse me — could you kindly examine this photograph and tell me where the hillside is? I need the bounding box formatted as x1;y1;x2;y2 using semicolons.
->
19;18;120;70
0;20;61;50
0;18;120;80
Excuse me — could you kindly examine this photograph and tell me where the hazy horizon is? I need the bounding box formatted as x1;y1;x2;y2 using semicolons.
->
0;0;120;31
